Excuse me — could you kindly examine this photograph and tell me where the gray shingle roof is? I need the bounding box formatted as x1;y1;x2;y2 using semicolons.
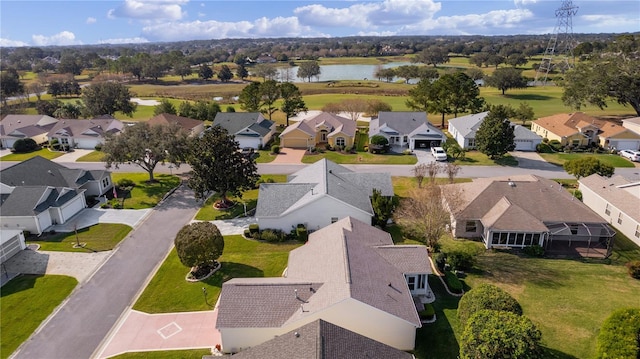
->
255;159;393;218
213;112;272;135
375;245;432;274
48;118;123;140
372;111;427;135
216;217;423;331
0;186;82;216
579;174;640;223
0;156;106;189
512;123;543;140
0;115;58;137
447;111;488;138
228;319;413;359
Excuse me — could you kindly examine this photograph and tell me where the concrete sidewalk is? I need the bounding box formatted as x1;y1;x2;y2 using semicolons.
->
52;149;94;163
193;217;255;235
51;208;152;232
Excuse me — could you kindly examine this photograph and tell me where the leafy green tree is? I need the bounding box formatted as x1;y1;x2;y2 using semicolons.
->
174;222;224;270
485;67;528;95
514;102;535;125
236;64;248;80
259;80;280;120
198;64;214;81
102;122;189;182
81;82;136;117
173;60;192;80
153;99;177;116
178;101;194;118
366;99;392;117
418;67;440;80
57;55;83;76
187;125;259;204
239;82;261;112
297;60;321;82
457;284;523;327
562;52;640;116
36;99;62;116
506;53;528;67
369;134;389;153
395;65;420;83
414;46;450;67
475;105;516;159
13;138;39;153
406;78;450;126
375;67;396;82
279;82;307;126
253;64;277;81
460;310;542;359
0;68;24;105
563;157;615;179
217;65;233;82
371;188;397;229
443;72;485;118
53;101;83;119
596;308;640;359
142;58;167;81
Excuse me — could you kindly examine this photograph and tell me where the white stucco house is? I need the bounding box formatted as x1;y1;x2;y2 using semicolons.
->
0;114;58;149
255;158;393;232
1;229;27;264
216;217;430;354
212;112;276;149
448;111;542;151
369;111;445;150
47;116;124;150
0;156;113;235
579;174;640;247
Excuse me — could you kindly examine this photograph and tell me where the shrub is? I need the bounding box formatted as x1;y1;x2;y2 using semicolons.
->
243;229;251;238
117;178;136;188
260;229;286;242
434;253;447;271
271;145;280;154
94;144;102;151
296;225;308;242
444;270;463;294
457;283;522;327
174;222;224;269
596;308;640;359
446;250;475;271
403;149;412;155
12;138;39;153
522;244;545;257
625;260;640;279
571;189;583;201
248;223;259;234
419;303;435;320
325;143;333;151
363;145;369;152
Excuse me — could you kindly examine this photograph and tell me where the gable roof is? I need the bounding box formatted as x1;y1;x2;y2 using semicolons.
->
255;159;393;217
533;112;631;138
148;113;202;131
48;117;123;139
282;112;356;138
447;175;606;226
216;217;424;330
212;112;274;136
0;156;108;189
0;114;58;138
447;111;488;138
512;124;543;140
228;319;413;359
579;174;640;223
0;186;82;216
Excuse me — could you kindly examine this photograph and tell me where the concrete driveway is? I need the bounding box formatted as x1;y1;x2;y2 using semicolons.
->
271;148;305;164
509;151;558;170
51;208;152;232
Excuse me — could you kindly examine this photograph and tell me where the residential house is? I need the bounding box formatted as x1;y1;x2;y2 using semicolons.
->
0;114;58;149
0;157;114;235
369;112;445;150
444;175;616;258
255;158;393;231
216;217;429;353
622;117;640;138
448;111;542;151
212;112;276;149
1;229;27;264
226;319;414;359
47;116;124;150
578;174;640;247
148;113;205;138
279;112;356;150
531;112;640;150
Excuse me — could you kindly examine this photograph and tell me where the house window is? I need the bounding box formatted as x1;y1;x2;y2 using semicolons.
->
102;178;110;187
635;225;640;239
331;217;338;223
617;213;623;225
418;274;426;290
335;137;345;147
407;276;416;291
468;138;475;147
403;136;408;143
395;136;401;143
532;233;541;245
516;233;524;246
605;204;611;216
320;130;328;142
465;221;477;233
60;138;69;145
572;139;580;146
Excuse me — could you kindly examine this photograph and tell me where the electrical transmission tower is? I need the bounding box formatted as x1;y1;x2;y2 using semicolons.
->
535;0;579;85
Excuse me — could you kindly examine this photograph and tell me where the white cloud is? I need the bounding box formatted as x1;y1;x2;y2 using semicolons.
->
0;38;29;47
98;37;149;44
294;0;441;28
514;0;537;6
141;16;324;41
32;31;81;46
580;14;639;29
400;8;535;34
108;0;187;21
86;17;97;24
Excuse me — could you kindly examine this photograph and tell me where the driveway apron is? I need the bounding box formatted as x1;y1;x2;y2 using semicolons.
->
13;184;201;359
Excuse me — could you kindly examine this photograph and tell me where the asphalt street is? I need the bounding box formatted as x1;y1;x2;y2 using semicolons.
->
13;183;201;359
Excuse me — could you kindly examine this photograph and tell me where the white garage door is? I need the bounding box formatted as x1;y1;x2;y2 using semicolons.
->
611;140;640;151
514;140;534;151
236;137;261;149
61;196;85;222
1;236;23;263
75;138;100;149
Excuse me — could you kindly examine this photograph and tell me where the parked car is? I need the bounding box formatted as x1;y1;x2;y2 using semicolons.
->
431;146;447;161
619;149;640;162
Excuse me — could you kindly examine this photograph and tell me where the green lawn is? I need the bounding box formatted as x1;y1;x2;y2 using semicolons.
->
1;275;78;359
194;174;287;221
109;349;212;359
255;150;277;163
110;173;181;209
26;223;132;252
538;152;635;168
413;233;640;359
452;150;519;166
302;150;417;164
76;150;106;162
1;148;64;161
133;235;301;313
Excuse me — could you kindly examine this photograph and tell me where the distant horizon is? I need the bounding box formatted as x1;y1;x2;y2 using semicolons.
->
1;0;638;47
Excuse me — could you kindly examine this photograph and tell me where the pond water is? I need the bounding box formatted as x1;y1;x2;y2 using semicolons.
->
277;62;413;83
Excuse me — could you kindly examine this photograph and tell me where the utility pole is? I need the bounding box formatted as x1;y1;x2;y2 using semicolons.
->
535;0;579;85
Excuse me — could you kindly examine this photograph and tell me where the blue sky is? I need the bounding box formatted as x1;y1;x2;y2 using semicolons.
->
1;0;638;47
